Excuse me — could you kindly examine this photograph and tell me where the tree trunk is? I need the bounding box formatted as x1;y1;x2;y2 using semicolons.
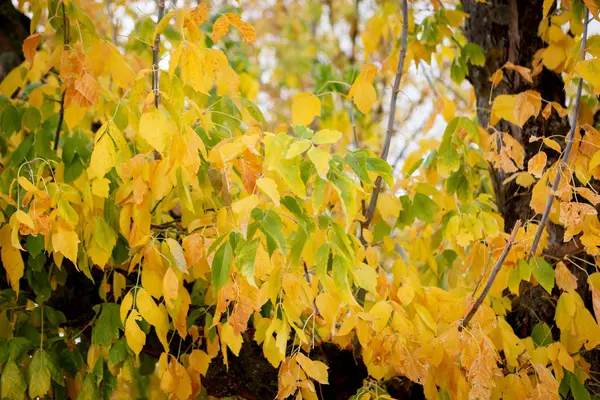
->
462;0;600;380
0;0;29;81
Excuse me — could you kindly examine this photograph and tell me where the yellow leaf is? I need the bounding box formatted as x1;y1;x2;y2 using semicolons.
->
169;43;183;79
585;0;600;21
295;353;329;384
292;93;321;126
89;125;117;179
312;129;342;145
189;349;210;376
369;301;393;333
336;313;357;336
91;177;110;198
0;65;25;96
212;13;256;43
225;13;257;43
555;261;577;292
51;226;79;264
231;194;259;215
180;44;207;94
137;288;170;351
490;94;518;125
397;282;415;306
490;69;503;88
307;146;331;178
113;272;126;301
513;90;542;127
588;272;600;323
543;137;562;153
256;177;280;206
15;210;34;229
212;15;230;43
286;139;312;159
589;150;600;172
166;238;187;273
163;267;179;308
136;288;161;326
504;61;533;83
125;310;146;356
220;322;242;356
528;152;547;178
348;64;377;114
18;176;39;194
1;245;24;295
542;103;552;119
575;57;600;89
139;107;169;153
120;291;134;324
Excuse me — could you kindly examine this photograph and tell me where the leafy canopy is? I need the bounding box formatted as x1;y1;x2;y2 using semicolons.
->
0;0;600;399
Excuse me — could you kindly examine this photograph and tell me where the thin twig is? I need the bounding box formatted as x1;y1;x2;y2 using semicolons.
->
362;0;409;229
528;8;589;260
459;220;521;331
152;0;165;108
54;3;68;151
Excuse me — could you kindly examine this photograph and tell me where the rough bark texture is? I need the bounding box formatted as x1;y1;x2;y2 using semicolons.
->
0;0;29;81
462;0;599;388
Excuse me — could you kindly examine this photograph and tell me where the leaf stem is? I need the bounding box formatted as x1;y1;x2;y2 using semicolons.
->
362;0;409;229
459;220;521;331
528;8;589;260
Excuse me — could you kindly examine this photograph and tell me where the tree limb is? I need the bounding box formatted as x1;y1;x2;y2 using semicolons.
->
363;0;409;229
528;8;589;260
53;3;68;151
152;0;165;108
459;220;521;331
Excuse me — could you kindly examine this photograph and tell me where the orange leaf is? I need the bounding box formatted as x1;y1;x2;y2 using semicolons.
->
22;33;42;66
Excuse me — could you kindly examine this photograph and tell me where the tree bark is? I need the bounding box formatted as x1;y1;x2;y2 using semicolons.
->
462;0;600;383
0;0;29;81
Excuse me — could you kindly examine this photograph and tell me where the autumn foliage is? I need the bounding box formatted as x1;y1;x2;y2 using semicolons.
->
1;0;600;399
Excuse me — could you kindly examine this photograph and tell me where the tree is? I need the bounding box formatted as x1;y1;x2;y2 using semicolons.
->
0;0;599;398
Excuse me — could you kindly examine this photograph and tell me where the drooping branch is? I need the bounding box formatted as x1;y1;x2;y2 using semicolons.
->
459;220;521;331
528;8;589;260
152;0;165;108
363;0;409;229
53;3;68;151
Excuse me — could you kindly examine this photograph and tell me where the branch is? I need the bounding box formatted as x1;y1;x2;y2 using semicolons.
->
362;0;409;229
54;3;68;151
152;0;165;108
459;220;521;331
528;8;589;260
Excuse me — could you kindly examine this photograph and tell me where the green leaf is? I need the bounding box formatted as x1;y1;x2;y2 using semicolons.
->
570;372;591;400
293;125;314;140
92;303;122;346
1;360;26;400
518;259;531;281
22;107;41;131
211;241;233;291
95;218;117;253
1;104;19;137
235;239;259;287
412;193;438;223
108;339;130;370
531;322;553;347
345;150;372;184
240;97;266;125
366;157;393;187
532;257;555;294
250;208;286;255
462;43;486;66
27;350;52;398
26;235;44;258
315;243;330;281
